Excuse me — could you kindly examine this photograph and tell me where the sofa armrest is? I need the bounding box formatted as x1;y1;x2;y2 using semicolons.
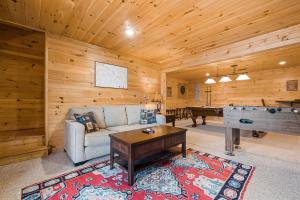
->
64;120;85;164
156;114;166;124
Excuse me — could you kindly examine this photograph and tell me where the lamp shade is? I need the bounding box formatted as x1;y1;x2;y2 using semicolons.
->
236;74;250;81
205;78;216;84
219;76;232;83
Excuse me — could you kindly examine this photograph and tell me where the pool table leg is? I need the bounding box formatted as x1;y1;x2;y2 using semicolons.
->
192;116;197;127
201;116;206;125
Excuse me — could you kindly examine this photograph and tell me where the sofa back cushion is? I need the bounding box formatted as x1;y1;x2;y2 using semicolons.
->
68;107;106;128
103;105;127;127
126;104;144;125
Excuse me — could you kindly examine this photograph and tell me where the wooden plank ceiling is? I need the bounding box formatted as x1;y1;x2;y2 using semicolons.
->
1;0;300;68
167;44;300;80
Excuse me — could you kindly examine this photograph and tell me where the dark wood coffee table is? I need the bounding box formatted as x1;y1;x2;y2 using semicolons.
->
109;125;187;186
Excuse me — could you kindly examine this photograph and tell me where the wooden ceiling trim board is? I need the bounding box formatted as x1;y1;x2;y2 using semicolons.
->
162;24;300;72
0;18;45;34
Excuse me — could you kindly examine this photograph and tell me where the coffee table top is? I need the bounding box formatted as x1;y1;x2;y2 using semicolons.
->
109;125;186;145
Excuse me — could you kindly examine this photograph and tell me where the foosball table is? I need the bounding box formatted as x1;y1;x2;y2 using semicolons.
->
224;106;300;155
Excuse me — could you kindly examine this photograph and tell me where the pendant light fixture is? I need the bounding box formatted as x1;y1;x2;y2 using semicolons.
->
219;76;232;83
205;78;216;84
204;64;250;84
236;74;250;81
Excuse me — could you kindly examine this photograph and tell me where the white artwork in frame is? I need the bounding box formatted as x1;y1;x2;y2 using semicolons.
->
95;62;128;89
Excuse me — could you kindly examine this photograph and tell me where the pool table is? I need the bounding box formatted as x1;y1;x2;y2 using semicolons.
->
188;106;223;127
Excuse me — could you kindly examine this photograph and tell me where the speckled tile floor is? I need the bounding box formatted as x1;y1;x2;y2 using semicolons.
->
1;119;300;199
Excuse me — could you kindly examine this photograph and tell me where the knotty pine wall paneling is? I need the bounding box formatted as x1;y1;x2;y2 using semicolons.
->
47;35;160;149
166;66;300;117
0;23;46;160
192;66;300;107
166;76;194;109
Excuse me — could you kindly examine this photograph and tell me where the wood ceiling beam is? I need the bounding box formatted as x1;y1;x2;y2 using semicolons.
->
162;24;300;72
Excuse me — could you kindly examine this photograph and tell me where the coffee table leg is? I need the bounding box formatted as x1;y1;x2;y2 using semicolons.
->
110;141;114;169
182;141;186;158
128;155;134;186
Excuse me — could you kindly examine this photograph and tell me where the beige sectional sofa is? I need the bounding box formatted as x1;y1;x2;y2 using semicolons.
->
64;104;166;165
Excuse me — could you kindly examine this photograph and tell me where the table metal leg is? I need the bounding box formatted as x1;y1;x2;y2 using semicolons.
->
233;128;241;149
225;127;234;156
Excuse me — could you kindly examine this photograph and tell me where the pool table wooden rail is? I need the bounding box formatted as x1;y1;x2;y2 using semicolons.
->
188;106;223;127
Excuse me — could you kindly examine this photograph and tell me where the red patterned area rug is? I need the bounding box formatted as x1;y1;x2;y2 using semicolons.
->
21;149;254;200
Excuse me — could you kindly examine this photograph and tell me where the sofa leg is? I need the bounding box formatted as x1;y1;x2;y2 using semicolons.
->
74;161;87;166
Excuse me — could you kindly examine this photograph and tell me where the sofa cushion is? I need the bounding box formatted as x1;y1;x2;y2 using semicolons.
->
84;129;116;147
74;112;100;133
68;107;106;128
140;109;157;124
103;105;127;127
126;105;144;125
107;123;158;132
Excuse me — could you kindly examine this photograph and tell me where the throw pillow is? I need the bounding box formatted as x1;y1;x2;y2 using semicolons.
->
140;109;157;124
74;112;100;133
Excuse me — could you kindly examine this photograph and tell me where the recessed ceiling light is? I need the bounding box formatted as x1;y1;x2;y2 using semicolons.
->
125;26;135;37
279;61;286;65
205;73;210;77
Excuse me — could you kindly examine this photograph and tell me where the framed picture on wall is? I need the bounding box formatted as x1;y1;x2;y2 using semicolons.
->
178;83;187;98
286;80;298;91
95;62;128;89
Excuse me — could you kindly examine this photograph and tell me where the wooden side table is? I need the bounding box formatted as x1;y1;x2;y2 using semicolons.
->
165;114;176;127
